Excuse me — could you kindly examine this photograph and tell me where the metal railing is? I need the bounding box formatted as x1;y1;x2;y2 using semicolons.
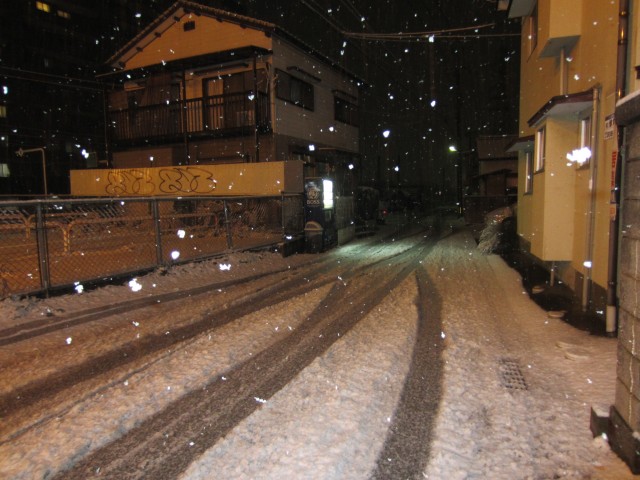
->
0;194;303;298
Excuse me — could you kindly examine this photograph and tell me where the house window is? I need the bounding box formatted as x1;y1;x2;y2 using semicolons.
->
276;70;314;111
57;10;71;19
334;97;358;126
524;151;533;194
527;3;538;56
0;105;6;118
535;126;545;172
36;1;51;13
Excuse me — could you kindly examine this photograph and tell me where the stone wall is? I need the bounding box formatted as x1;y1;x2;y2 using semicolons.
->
605;93;640;473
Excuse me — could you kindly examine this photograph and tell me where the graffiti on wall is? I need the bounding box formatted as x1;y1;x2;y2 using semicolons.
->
70;160;302;197
104;167;217;196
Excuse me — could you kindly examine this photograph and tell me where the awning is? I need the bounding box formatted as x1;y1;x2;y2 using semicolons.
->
506;135;534;153
527;90;593;127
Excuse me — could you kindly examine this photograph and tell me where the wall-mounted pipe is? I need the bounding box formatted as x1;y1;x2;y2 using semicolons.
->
582;86;600;311
606;0;629;335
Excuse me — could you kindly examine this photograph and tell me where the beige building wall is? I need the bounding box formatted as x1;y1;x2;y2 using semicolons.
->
121;15;272;71
516;0;618;300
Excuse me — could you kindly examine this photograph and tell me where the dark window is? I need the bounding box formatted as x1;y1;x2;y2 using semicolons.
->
276;69;314;110
334;96;358;126
184;21;195;32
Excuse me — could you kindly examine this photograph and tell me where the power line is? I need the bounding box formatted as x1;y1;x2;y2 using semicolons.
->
341;22;519;42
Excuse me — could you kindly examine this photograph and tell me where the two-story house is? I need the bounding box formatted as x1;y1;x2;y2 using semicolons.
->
506;0;619;328
507;0;640;472
98;1;362;196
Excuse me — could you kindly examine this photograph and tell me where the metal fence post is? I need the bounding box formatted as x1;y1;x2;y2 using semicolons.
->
223;199;233;249
35;202;51;295
151;199;164;266
281;193;286;240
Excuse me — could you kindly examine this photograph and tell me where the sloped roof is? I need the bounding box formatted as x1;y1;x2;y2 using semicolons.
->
105;1;363;82
476;135;518;160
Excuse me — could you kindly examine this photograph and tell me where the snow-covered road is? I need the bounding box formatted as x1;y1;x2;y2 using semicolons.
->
0;215;635;479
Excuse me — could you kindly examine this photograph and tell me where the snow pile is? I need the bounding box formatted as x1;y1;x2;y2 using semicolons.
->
477;205;513;254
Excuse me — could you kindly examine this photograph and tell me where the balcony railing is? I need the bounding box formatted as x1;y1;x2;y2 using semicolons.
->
108;92;270;144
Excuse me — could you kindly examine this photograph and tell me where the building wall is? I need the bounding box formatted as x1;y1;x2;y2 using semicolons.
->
271;38;360;156
122;14;272;71
515;0;618;302
618;119;640;431
607;1;640;472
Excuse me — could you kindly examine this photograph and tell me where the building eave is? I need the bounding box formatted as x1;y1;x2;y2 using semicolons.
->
506;135;534;153
527;90;594;128
103;0;365;85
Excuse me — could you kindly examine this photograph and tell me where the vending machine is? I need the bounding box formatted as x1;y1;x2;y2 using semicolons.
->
304;177;337;253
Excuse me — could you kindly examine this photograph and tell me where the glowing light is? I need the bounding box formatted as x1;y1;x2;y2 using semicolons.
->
566;147;591;165
348;163;354;170
382;130;390;138
323;179;334;209
171;250;180;260
219;263;232;271
583;260;592;268
430;99;436;107
177;229;186;238
308;144;316;151
449;145;458;152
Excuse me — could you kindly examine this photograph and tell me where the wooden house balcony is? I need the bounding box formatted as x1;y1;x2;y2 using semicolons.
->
108;91;270;148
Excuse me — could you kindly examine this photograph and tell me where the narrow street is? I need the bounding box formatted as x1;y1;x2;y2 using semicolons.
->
0;215;631;479
1;216;446;479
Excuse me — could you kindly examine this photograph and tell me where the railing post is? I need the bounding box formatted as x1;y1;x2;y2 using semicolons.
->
151;199;164;266
35;202;51;295
223;199;233;249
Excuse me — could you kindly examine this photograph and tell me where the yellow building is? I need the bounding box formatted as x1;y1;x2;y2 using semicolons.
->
507;0;620;322
99;1;362;195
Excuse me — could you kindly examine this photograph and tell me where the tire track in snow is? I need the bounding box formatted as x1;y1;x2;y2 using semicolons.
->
371;265;444;479
53;235;436;479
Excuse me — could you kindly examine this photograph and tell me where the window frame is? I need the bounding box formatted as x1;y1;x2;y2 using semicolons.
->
334;96;358;126
524;150;534;194
527;3;538;56
275;69;314;111
535;126;545;172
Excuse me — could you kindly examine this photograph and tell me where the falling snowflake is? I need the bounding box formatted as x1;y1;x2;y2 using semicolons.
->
129;278;142;292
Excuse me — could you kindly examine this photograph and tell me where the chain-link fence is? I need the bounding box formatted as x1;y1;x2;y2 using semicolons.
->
0;194;304;299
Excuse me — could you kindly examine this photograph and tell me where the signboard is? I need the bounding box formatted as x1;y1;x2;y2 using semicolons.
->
604;114;615;141
70;161;303;197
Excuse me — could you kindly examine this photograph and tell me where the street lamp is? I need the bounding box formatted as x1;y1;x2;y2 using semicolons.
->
448;145;463;215
16;147;47;195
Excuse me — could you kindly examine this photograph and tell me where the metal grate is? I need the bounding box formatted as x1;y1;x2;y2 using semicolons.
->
498;358;528;391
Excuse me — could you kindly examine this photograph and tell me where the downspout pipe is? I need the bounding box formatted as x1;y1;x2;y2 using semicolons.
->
583;86;600;311
606;0;629;335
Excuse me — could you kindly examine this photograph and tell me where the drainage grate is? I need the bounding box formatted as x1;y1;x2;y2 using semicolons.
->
498;358;528;391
